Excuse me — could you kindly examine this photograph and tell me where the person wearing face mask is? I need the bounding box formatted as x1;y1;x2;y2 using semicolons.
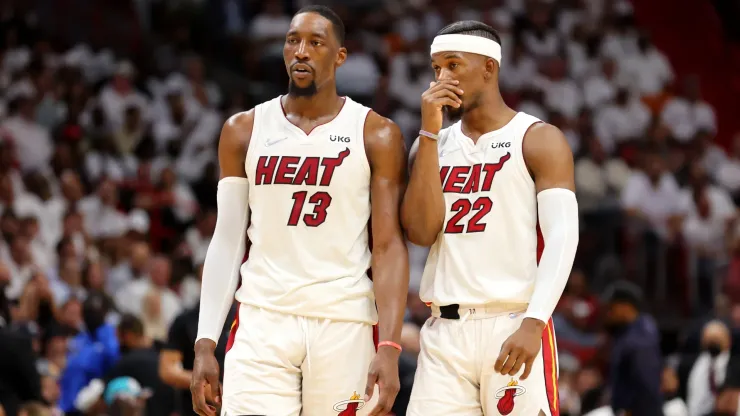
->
603;280;664;416
686;320;733;415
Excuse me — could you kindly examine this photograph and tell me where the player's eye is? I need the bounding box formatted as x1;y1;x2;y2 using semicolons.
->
311;40;322;46
286;38;298;44
449;63;458;69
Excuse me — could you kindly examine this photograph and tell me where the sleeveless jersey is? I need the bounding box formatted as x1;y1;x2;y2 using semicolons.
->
419;112;542;307
236;96;377;324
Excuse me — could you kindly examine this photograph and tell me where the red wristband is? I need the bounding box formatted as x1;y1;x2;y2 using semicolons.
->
377;341;403;352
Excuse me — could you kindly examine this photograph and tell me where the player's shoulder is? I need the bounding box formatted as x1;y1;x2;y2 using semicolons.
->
224;96;283;131
363;110;403;144
222;109;255;137
522;121;571;156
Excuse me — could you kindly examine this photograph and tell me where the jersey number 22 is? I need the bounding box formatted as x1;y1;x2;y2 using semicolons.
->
444;197;493;234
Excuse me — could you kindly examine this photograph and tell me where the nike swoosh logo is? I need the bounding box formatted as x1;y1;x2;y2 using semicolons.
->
265;137;288;147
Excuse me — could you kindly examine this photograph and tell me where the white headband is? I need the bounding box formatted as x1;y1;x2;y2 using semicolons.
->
430;34;502;67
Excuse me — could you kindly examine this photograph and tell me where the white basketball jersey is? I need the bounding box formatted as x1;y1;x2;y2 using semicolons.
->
420;112;542;307
236;96;377;324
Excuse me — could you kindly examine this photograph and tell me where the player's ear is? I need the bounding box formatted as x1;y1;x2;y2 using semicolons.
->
336;46;348;67
484;58;497;80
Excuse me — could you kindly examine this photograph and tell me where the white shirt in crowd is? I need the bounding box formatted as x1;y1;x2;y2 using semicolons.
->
575;157;632;211
500;55;538;91
115;278;182;337
336;52;381;97
716;156;740;193
583;72;617;109
621;172;684;238
535;76;583;119
687;351;730;416
98;84;150;131
661;97;717;142
0;115;53;173
594;98;651;154
679;186;736;255
185;227;211;267
621;47;674;95
249;14;291;41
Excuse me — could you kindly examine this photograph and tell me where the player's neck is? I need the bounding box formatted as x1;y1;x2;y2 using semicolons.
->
282;87;344;120
460;94;517;141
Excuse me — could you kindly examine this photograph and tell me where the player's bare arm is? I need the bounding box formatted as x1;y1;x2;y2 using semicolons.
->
191;110;253;416
401;80;464;246
495;123;578;380
363;111;409;416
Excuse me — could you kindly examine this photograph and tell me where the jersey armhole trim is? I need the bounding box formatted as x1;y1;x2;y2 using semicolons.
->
517;120;542;187
359;107;373;176
243;103;263;179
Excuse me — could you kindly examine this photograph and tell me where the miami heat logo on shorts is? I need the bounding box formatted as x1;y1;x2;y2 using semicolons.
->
333;391;365;415
495;379;527;415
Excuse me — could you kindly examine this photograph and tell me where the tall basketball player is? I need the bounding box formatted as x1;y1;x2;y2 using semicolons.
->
402;21;579;415
190;6;409;416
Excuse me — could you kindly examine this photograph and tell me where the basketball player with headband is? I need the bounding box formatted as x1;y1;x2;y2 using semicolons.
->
402;21;579;415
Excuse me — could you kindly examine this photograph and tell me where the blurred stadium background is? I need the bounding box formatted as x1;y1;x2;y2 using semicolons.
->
0;0;740;415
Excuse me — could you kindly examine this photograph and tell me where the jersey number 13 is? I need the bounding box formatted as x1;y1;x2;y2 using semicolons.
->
288;191;333;227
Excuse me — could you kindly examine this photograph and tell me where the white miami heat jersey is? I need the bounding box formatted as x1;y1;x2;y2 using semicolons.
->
420;112;542;307
236;96;377;324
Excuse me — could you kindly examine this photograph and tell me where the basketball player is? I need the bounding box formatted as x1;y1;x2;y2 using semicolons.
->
190;6;409;416
402;21;579;415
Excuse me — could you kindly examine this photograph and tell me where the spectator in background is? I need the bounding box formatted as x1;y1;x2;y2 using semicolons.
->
661;366;688;416
622;33;674;96
335;36;381;106
583;58;619;110
500;38;537;93
185;210;215;268
535;56;583;120
116;255;181;343
714;352;740;415
553;270;603;365
103;377;150;416
59;292;119;414
0;325;43;416
694;130;728;181
603;280;663;416
575;137;631;214
106;314;174;416
716;133;740;204
686;320;733;415
159;303;236;416
679;162;736;311
112;105;145;157
593;87;651;154
661;76;717;143
17;402;50;416
0;94;54;174
106;241;150;295
97;61;149;132
622;146;683;241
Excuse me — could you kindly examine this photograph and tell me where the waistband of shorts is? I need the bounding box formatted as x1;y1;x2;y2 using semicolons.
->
430;303;527;320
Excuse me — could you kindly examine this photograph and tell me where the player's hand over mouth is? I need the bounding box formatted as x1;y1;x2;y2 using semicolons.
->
191;340;221;416
420;80;464;134
365;345;402;415
494;317;545;380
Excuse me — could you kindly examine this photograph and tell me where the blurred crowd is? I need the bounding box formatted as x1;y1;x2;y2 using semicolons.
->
0;0;739;415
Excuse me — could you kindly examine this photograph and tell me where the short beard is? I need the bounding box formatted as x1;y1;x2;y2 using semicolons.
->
444;105;464;122
288;80;318;97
